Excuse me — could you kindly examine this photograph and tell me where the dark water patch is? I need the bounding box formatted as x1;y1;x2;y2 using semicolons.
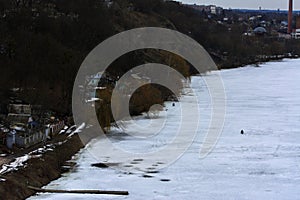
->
249;171;275;176
133;158;144;162
91;162;119;168
123;171;134;175
146;170;159;174
160;179;170;182
61;165;73;173
123;165;133;168
143;174;154;178
91;163;109;168
61;161;77;172
147;167;156;170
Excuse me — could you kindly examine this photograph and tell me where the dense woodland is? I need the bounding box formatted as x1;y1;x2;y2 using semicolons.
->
0;0;300;121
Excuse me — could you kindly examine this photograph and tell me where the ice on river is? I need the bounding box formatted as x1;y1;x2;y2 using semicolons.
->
29;59;300;200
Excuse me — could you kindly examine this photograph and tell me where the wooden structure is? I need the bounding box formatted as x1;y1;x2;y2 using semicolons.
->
28;186;129;196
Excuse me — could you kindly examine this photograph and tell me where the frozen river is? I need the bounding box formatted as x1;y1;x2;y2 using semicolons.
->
29;59;300;199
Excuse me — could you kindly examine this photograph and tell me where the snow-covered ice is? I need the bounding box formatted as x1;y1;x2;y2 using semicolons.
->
29;59;300;200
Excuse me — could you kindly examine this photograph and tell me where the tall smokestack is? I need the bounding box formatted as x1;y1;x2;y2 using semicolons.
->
288;0;293;33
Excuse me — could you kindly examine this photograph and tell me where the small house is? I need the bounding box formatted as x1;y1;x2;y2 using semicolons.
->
8;104;31;115
6;122;46;149
49;119;65;137
292;29;300;39
7;103;32;124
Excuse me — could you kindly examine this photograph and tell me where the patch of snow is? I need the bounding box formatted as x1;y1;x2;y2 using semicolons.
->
59;126;69;134
95;87;106;90
0;155;29;174
29;145;55;155
58;126;69;134
66;125;76;134
67;123;85;138
0;144;59;175
55;140;68;146
0;154;43;175
86;98;101;103
10;125;25;132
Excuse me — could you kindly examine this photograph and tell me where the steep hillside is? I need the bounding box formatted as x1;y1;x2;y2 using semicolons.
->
0;0;299;114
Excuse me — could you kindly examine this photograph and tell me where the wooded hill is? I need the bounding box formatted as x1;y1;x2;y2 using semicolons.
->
0;0;299;116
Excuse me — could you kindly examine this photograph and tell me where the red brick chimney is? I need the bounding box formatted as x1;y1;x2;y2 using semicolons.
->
288;0;293;33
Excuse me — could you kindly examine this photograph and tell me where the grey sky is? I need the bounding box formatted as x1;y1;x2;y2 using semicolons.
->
180;0;300;10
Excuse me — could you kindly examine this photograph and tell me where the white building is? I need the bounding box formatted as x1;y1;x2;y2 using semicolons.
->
292;29;300;39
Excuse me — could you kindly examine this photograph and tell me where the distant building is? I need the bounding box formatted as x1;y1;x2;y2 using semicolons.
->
184;4;223;15
49;120;65;137
8;104;31;115
210;6;217;14
7;104;31;124
281;21;288;27
243;31;254;37
5;103;43;148
253;27;267;35
4;101;65;149
292;29;300;39
278;32;292;39
6;124;46;149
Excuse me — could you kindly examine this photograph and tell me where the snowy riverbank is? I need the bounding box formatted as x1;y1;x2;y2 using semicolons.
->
30;59;300;200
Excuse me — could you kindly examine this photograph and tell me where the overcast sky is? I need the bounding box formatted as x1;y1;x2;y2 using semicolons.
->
180;0;300;10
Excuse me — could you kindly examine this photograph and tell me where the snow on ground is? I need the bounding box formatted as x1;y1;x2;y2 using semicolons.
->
0;154;41;175
67;123;85;138
59;126;69;134
0;126;80;175
29;59;300;200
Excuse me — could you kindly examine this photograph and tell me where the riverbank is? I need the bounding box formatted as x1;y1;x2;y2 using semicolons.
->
217;53;299;69
0;57;298;199
28;58;300;200
0;134;84;199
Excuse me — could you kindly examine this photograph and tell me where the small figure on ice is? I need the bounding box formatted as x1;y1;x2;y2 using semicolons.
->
240;129;244;134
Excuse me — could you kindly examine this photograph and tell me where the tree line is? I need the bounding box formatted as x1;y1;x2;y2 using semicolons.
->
0;0;299;120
